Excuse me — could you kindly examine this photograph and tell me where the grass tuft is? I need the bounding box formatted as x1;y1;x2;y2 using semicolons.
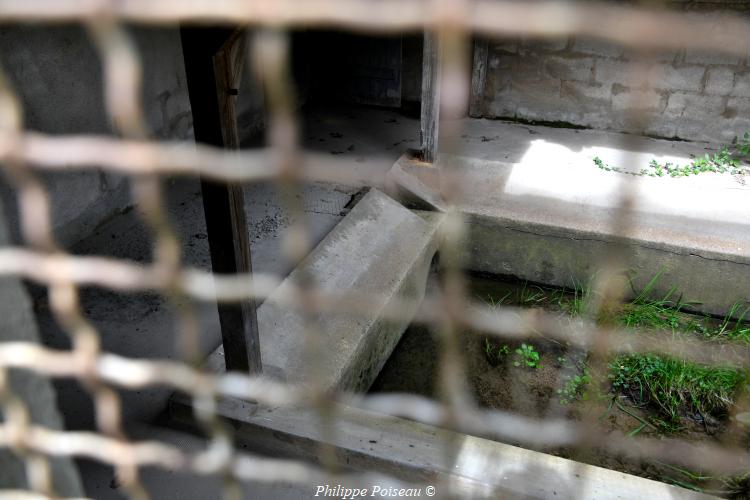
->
480;272;750;426
609;354;746;424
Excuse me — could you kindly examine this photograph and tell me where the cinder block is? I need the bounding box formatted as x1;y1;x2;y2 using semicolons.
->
558;81;613;127
485;96;517;119
513;52;554;82
732;72;750;97
705;67;736;95
544;55;595;82
664;93;732;142
490;38;519;55
665;91;725;118
658;64;706;92
594;59;631;86
721;116;750;143
571;37;622;58
684;49;742;66
520;37;569;53
487;52;515;71
643;49;682;64
724;96;750;118
509;75;562;102
560;80;612;103
643;121;678;140
612;87;666;111
597;59;704;92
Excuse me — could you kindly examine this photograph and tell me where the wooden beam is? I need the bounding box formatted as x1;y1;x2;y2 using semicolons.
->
469;38;488;118
180;27;262;374
420;32;440;163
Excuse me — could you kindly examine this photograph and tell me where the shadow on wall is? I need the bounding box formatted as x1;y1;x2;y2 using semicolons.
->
0;25;194;247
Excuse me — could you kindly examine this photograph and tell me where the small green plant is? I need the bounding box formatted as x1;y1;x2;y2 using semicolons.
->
554;278;589;316
484;338;510;365
514;343;541;369
593;133;750;179
558;371;590;405
519;283;546;306
593;156;611;171
484;337;494;358
481;272;750;427
715;302;750;342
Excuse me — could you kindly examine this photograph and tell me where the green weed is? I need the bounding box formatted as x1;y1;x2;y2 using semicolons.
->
715;302;750;343
558;370;590;405
593;133;750;178
518;283;546;306
514;343;541;369
482;273;750;426
554;278;590;316
611;274;748;424
484;337;510;363
609;354;746;424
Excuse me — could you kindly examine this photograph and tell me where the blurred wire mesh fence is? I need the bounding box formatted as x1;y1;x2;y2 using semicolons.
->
0;1;749;498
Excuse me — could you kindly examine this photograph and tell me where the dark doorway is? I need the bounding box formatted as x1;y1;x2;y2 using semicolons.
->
291;30;423;114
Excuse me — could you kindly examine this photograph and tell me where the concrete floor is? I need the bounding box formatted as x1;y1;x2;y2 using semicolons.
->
30;103;420;498
28;103;741;497
32;105;420;430
78;424;313;500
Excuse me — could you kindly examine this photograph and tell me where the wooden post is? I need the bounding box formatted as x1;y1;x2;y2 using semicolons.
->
469;38;488;118
420;32;440;163
180;27;262;374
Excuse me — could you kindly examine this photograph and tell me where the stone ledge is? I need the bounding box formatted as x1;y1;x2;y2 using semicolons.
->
388;153;750;316
170;396;712;500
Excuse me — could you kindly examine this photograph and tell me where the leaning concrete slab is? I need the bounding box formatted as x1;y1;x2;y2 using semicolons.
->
209;188;443;392
388;153;750;317
170;396;711;500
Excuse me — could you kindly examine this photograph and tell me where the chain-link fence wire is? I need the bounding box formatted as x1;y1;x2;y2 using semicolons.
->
0;1;749;498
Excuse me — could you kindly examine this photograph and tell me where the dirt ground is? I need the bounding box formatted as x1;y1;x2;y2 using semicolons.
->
370;277;748;497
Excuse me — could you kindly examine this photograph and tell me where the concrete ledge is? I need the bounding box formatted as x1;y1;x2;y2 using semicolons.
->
210;189;443;392
170;396;710;500
388;153;750;317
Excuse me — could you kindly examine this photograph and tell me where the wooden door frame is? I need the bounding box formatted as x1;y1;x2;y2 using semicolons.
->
180;26;262;374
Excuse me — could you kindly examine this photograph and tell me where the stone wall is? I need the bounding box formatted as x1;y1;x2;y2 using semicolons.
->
476;7;750;143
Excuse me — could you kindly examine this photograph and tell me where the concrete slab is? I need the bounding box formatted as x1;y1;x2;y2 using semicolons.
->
210;189;443;392
169;396;712;500
30;177;359;429
388;153;750;316
77;424;315;500
448;117;747;188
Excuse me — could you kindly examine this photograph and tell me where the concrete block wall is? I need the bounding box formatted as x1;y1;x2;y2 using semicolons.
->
477;4;750;143
0;203;83;495
0;26;201;247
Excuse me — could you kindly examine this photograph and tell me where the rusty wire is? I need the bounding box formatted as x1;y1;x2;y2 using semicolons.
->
0;0;748;499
